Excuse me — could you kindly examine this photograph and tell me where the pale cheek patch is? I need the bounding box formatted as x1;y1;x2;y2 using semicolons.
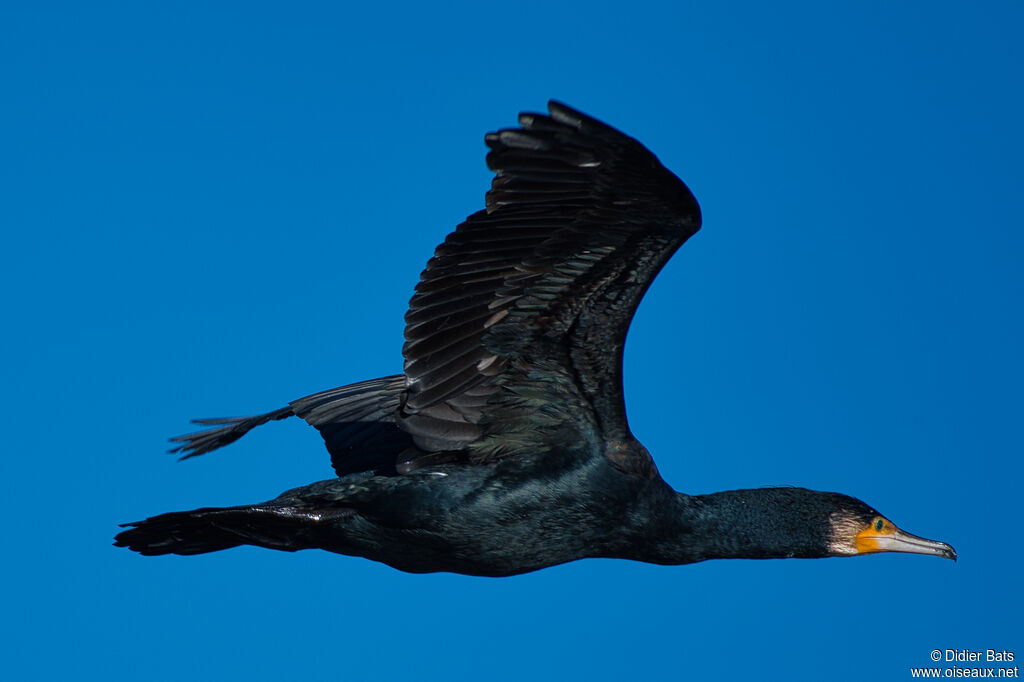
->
827;513;864;556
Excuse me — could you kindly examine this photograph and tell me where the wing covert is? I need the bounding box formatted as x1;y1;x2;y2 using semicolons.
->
397;101;701;467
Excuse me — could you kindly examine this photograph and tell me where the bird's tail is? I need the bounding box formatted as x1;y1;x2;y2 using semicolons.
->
114;504;332;556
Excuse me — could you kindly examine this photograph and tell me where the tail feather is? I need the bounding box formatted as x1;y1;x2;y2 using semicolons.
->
114;505;327;556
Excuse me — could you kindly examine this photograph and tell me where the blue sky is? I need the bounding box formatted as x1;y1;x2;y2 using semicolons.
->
3;2;1021;680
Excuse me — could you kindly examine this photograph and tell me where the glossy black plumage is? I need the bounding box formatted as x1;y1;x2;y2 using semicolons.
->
116;102;955;574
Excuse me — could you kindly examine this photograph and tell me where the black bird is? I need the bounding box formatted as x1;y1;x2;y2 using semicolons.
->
115;101;955;575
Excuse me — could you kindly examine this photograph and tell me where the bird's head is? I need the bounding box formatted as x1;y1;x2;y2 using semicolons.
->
679;487;956;563
824;493;956;561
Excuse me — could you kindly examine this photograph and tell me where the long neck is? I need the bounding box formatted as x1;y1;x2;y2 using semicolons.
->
628;487;833;564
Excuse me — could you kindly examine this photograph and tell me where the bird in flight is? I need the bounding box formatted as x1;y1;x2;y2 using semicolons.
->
115;101;955;575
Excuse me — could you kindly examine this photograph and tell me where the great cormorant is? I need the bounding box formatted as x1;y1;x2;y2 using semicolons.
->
115;102;956;575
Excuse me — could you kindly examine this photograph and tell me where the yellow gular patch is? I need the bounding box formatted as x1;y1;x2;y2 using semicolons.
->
855;517;897;554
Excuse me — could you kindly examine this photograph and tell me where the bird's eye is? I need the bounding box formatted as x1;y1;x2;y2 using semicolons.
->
874;518;885;532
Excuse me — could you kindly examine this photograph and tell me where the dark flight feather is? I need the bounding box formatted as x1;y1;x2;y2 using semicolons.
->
169;101;701;478
397;101;701;470
171;375;411;476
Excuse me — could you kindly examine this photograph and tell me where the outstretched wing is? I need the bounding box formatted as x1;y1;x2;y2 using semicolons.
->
169;102;700;478
170;375;413;476
398;101;701;471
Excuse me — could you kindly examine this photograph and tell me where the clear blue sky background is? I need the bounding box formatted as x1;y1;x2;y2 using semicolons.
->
3;2;1021;680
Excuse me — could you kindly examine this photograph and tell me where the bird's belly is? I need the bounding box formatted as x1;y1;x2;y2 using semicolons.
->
352;520;598;573
305;458;637;576
324;492;613;576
